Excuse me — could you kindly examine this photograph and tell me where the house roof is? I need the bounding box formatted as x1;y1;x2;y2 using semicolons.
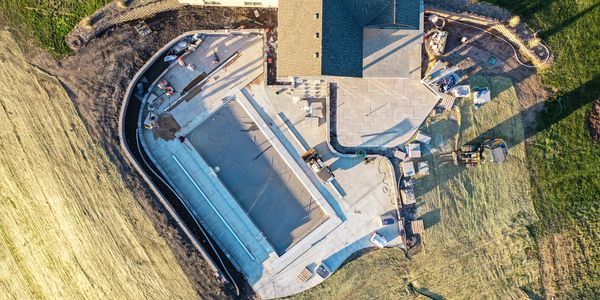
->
277;0;422;77
362;27;422;78
322;0;422;77
277;0;323;77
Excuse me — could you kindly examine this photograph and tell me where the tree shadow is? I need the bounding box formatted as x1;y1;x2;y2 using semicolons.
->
468;75;600;146
541;2;600;38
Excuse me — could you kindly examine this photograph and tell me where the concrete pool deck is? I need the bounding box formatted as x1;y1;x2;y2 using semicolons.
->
247;84;402;297
187;100;328;255
137;31;405;298
335;77;439;148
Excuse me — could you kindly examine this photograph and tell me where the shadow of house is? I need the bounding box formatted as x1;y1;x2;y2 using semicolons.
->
421;207;441;229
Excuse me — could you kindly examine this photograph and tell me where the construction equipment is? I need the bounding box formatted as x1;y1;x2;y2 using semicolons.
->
457;138;508;167
301;148;334;183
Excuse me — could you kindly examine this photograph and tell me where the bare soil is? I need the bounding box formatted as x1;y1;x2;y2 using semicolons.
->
588;99;600;142
154;113;181;140
28;6;277;298
427;19;551;137
537;228;595;298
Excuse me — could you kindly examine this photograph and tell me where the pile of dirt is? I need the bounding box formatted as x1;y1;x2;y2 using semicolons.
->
588;99;600;142
28;5;277;298
154;113;181;140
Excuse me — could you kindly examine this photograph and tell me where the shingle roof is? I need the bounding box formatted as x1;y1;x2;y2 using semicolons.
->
277;0;323;77
277;0;422;77
322;0;422;77
362;27;422;78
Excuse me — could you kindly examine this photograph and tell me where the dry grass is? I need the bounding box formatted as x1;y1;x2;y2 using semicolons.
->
0;31;198;299
294;76;540;299
409;76;540;298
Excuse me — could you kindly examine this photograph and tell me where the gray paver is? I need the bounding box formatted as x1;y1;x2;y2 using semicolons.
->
335;77;438;148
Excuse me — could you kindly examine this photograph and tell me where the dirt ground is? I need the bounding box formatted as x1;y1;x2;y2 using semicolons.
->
26;6;277;298
588;99;600;142
153;113;181;140
427;20;551;137
537;228;593;298
10;3;557;298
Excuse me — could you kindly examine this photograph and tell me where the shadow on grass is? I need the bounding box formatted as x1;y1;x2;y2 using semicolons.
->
541;2;600;38
407;282;445;300
415;75;600;198
469;75;600;145
421;207;441;229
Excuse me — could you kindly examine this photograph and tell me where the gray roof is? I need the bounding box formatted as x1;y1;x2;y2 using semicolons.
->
362;27;422;78
277;0;422;77
322;0;422;77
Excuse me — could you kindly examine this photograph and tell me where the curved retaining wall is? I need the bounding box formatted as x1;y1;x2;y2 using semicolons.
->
118;31;223;279
425;7;549;68
325;82;401;218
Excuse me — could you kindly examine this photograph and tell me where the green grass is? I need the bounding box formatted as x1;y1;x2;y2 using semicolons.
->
290;249;413;299
0;0;111;56
482;0;600;296
298;1;600;297
407;76;541;298
295;76;540;299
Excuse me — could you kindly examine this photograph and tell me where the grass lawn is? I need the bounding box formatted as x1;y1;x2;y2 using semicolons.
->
0;30;202;299
0;0;111;56
0;0;597;297
295;76;540;299
302;0;600;297
408;76;541;298
483;0;600;297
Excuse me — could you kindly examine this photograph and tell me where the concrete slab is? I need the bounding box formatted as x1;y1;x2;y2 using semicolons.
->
146;33;265;136
334;77;438;148
247;85;400;297
186;101;328;255
141;128;272;284
139;31;405;299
